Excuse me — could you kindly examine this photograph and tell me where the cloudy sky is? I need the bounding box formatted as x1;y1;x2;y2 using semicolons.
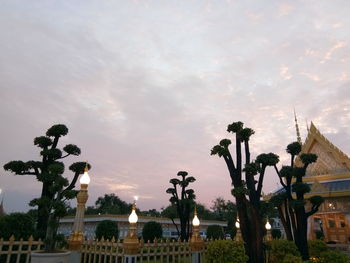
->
1;0;350;213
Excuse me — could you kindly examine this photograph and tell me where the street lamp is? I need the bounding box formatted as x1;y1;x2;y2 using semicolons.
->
69;164;90;250
235;218;242;242
123;197;140;262
190;207;204;263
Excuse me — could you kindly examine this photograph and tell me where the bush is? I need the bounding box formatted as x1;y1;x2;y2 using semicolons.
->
142;221;162;242
319;250;349;263
308;240;328;258
205;240;248;263
269;239;301;263
0;213;35;239
206;225;224;239
282;254;303;263
271;229;282;239
95;220;119;240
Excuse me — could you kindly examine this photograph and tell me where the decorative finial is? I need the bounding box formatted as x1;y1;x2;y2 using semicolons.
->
306;119;310;133
294;109;302;144
84;162;89;173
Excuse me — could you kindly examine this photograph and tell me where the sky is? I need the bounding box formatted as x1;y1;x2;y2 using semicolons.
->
1;0;350;213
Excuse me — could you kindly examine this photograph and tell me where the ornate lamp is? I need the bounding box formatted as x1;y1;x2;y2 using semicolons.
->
69;164;90;250
123;197;140;261
265;220;272;241
235;218;242;242
190;207;204;263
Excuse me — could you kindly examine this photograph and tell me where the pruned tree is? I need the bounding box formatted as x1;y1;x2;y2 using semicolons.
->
211;121;279;263
166;171;196;240
3;124;89;251
272;142;324;260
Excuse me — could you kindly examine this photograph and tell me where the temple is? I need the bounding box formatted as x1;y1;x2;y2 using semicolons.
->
295;122;350;243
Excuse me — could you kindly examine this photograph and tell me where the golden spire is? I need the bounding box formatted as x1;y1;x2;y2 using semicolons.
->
306;119;310;133
84;162;89;173
294;109;302;144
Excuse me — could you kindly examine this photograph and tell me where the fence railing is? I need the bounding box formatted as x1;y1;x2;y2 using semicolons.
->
0;235;44;263
81;238;208;263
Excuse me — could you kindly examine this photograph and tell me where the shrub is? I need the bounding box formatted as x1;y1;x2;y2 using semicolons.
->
269;239;301;263
206;225;224;239
282;254;303;263
95;220;119;240
319;250;349;263
142;221;163;242
308;240;328;258
205;240;248;263
271;229;282;239
0;213;35;239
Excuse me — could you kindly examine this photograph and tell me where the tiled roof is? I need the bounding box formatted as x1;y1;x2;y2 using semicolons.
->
274;179;350;195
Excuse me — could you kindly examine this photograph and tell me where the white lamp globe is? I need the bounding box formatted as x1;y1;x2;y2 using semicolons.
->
235;220;240;229
192;214;200;226
129;208;138;224
80;170;90;185
265;221;271;230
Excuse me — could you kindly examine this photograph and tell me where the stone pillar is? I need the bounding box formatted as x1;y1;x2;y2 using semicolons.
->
68;183;89;250
190;225;204;263
123;222;140;263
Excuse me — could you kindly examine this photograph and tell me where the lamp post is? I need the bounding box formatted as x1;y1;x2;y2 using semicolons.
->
235;219;242;242
190;207;204;263
69;165;90;250
123;198;140;263
265;220;272;242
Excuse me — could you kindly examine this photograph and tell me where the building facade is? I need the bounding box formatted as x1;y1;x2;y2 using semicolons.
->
270;122;350;243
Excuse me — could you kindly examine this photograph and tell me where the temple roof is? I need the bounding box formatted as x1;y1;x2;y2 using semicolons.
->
295;122;350;177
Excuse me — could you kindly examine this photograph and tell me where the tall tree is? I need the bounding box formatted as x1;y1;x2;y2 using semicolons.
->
95;193;131;214
211;197;237;237
211;121;279;263
3;124;88;250
166;171;196;240
272;142;324;260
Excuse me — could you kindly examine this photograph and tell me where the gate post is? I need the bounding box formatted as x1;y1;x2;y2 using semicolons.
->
190;207;204;263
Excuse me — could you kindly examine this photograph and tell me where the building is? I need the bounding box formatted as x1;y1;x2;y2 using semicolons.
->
269;122;350;243
58;214;227;240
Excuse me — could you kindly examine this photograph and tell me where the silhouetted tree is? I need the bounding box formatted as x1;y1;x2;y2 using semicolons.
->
211;197;237;237
95;220;119;240
211;121;279;263
95;193;131;214
272;142;324;260
142;221;163;242
3;124;89;250
166;171;196;240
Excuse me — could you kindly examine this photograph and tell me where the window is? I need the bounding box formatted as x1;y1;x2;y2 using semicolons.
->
340;221;346;228
328;220;335;228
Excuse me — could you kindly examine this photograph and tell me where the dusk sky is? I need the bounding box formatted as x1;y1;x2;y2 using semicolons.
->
1;0;350;213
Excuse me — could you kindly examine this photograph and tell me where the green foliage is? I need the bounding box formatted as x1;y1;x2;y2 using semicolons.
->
95;194;131;214
256;153;279;166
219;139;232;148
286;142;302;156
271;229;282;239
269;239;301;263
227;122;243;133
244;162;259;176
319;250;349;263
280;166;293;178
292;182;311;194
46;124;68;137
142;221;163;242
270;193;287;207
206;240;248;263
282;254;303;263
308;240;328;258
238;128;255;141
300;153;318;165
0;213;35;239
211;144;229;157
310;195;324;206
206;225;225;239
95;220;119;240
